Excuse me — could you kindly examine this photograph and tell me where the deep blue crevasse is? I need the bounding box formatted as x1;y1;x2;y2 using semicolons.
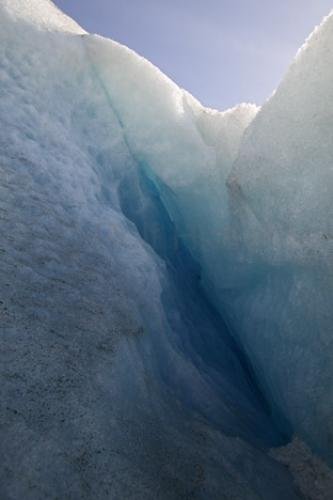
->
118;162;293;448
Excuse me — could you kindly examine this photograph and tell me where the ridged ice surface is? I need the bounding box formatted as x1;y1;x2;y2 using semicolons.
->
0;1;332;499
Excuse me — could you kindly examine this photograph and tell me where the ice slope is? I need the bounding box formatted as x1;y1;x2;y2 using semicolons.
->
0;1;303;499
222;11;333;463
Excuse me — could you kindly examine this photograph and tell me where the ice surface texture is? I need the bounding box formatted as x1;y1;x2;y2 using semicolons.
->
0;0;331;499
224;13;333;464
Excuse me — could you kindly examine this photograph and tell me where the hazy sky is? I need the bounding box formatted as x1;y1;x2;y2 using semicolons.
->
54;1;332;110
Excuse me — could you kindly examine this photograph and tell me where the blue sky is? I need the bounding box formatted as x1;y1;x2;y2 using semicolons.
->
54;0;332;110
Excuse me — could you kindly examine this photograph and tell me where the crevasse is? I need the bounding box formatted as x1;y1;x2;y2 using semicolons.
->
82;18;333;464
0;1;332;499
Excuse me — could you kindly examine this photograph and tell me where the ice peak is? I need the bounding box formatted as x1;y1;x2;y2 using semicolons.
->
0;0;85;33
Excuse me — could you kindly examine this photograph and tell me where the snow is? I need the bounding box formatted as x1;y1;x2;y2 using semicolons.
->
270;437;333;500
0;0;332;498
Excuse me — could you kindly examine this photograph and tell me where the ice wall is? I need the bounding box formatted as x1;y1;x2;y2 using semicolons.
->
0;0;332;497
222;11;333;463
0;1;302;499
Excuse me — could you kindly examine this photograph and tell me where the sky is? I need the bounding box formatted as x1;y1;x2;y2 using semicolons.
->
54;0;332;110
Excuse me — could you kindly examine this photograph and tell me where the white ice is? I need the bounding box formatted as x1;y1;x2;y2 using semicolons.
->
0;0;332;498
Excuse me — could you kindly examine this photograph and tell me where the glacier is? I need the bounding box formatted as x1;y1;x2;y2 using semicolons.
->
0;1;332;499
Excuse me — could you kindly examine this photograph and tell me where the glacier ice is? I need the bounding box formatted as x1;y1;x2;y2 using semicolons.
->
83;8;333;464
0;0;332;499
221;13;333;464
